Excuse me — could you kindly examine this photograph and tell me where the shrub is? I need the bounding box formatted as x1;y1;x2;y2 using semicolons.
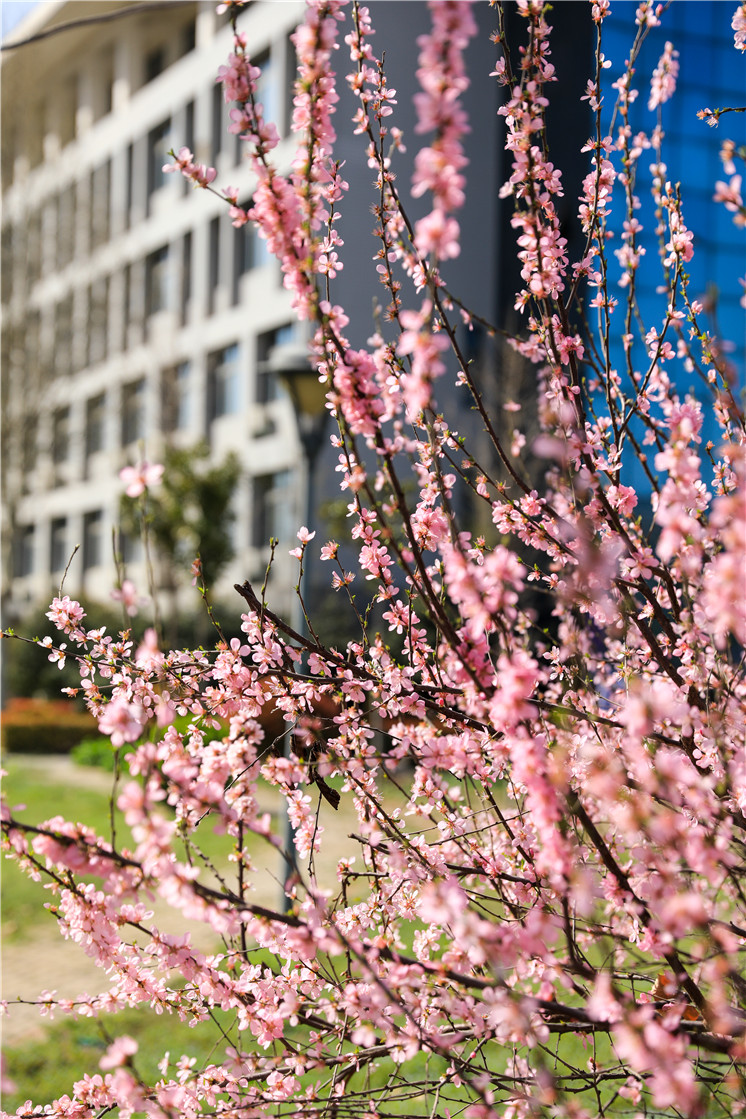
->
1;698;96;755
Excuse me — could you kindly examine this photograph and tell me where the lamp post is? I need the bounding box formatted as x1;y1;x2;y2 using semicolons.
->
267;341;329;909
269;341;329;573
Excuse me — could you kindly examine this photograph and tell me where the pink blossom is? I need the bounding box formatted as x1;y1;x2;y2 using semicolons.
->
714;174;745;227
46;595;86;632
733;3;746;50
5;8;746;1119
119;461;164;498
414;208;461;261
110;580;146;618
648;41;679;110
135;627;164;670
98;696;148;747
100;1036;138;1071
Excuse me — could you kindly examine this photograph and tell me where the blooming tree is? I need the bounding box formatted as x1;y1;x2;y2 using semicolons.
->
3;2;746;1117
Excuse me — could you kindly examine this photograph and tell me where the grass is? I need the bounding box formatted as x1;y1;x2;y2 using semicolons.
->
1;757;277;951
2;754;734;1116
1;762;128;944
2;998;240;1111
1;1007;641;1117
1;755;249;1109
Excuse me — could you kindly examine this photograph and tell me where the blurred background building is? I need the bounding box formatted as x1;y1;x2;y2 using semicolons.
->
1;0;742;638
1;0;311;622
0;0;505;630
602;2;746;438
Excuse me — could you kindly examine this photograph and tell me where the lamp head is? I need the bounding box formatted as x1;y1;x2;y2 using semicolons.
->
268;341;329;461
268;342;327;422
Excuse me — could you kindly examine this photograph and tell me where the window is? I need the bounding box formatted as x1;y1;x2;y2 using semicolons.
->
83;511;103;570
181;21;196;56
118;527;142;565
87;278;109;366
27;102;44;169
85;394;106;457
125;143;134;229
256;324;296;404
52;407;70;464
122;262;132;351
211;83;225;166
121;379;145;446
232;200;271;301
1;124;14;191
25;310;41;384
22;415;38;477
208;343;241;419
208;217;220;313
183;100;195;197
147;118;172;196
1;227;11;305
16;525;35;577
90;160;111;250
284;34;296;137
228;48;275;161
53;295;74;379
26;210;42;288
252;471;293;547
180;232;192;323
145;47;165;84
163;361;191;431
95;48;114;120
146;246;170;316
50;518;68;574
59;74;77;148
56;184;76;270
254;51;276;135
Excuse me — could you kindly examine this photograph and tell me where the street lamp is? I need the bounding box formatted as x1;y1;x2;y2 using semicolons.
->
267;340;329;909
269;341;329;470
268;340;329;626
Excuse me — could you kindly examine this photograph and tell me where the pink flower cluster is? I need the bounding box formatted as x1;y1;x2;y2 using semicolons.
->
119;461;164;498
648;40;679;111
411;1;476;262
4;4;746;1119
163;146;217;189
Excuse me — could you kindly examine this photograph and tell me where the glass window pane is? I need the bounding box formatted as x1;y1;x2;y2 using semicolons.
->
122;379;145;446
146;245;170;315
50;517;68;573
208;343;241;419
163;361;191;431
17;525;35;576
83;511;103;570
148;118;172;195
52;407;70;463
86;394;106;456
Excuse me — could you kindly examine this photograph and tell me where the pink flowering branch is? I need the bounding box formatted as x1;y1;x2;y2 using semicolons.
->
3;2;746;1117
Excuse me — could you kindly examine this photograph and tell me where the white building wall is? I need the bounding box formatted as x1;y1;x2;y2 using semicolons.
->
2;0;502;626
2;0;308;621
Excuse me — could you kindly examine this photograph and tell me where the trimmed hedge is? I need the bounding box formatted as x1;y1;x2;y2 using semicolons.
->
1;698;97;756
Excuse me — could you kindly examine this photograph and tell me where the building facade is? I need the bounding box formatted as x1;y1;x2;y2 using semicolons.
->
1;0;504;626
3;1;739;630
2;0;314;621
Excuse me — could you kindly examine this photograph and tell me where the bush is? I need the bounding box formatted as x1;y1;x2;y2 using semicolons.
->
1;698;97;755
70;735;117;770
70;717;231;772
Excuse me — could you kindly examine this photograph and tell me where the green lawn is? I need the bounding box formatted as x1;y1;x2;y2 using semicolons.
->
3;762;732;1115
2;764;124;944
1;759;239;945
1;757;245;1110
